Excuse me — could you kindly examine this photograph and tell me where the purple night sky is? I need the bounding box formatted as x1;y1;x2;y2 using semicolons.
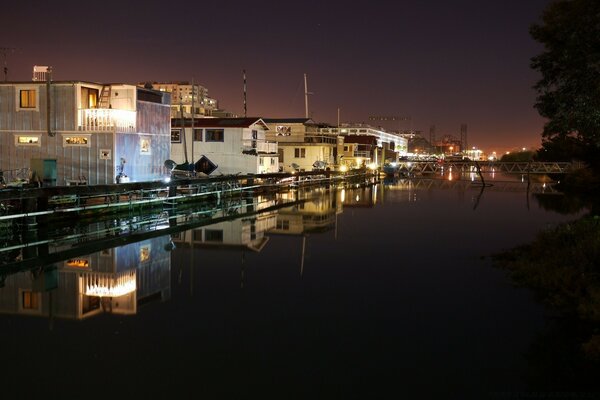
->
2;0;551;153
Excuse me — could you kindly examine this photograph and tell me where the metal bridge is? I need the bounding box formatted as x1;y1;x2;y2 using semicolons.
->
395;161;574;175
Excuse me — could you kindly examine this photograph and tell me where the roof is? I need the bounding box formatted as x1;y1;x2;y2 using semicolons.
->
262;118;315;124
172;117;269;129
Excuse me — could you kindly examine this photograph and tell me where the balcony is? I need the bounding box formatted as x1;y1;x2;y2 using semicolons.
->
242;141;278;154
78;108;136;133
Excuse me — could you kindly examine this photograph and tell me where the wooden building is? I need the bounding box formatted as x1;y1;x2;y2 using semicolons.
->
0;78;171;185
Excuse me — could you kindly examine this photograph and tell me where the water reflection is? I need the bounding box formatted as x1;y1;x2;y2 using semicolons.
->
0;177;596;396
0;236;172;322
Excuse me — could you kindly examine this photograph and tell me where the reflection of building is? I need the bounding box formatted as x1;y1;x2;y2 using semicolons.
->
269;189;341;235
0;237;172;320
171;118;279;175
340;185;379;208
172;196;278;252
263;118;338;172
0;71;171;184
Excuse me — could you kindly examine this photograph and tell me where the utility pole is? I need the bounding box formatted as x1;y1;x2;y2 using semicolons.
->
191;78;195;168
0;47;16;82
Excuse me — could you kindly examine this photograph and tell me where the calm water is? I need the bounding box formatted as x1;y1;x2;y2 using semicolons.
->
0;175;593;398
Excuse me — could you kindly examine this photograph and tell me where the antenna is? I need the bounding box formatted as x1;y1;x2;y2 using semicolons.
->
243;69;247;117
0;47;16;82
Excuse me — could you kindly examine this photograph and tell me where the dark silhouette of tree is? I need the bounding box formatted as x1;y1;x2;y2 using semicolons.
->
530;0;600;167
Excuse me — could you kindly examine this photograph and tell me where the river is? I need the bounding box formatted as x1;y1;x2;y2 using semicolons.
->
0;173;595;398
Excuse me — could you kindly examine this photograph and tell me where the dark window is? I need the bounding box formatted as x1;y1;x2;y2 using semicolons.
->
171;130;181;143
294;148;306;158
193;128;203;141
22;291;38;309
205;229;223;242
19;89;36;108
205;129;224;142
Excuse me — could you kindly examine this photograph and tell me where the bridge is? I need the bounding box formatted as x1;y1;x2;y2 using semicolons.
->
394;161;575;175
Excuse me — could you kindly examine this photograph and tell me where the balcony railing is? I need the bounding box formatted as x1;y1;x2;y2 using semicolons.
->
242;141;278;154
78;108;136;133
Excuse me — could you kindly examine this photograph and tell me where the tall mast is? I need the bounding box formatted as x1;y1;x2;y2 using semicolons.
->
243;69;247;117
191;79;195;167
304;73;308;118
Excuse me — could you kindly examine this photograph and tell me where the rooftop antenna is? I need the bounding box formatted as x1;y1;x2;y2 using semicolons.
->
0;47;16;82
243;69;247;117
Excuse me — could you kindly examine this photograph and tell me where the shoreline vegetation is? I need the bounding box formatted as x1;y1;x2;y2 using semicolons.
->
491;177;600;388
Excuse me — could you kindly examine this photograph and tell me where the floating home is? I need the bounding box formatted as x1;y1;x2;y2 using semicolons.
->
0;71;171;185
170;117;279;175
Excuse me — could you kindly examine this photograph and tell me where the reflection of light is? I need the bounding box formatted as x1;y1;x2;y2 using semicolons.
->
84;271;136;297
341;189;346;202
448;172;453;181
164;177;171;183
355;195;360;202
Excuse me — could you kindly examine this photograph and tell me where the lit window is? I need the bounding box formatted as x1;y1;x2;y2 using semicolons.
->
20;89;36;108
66;259;89;268
22;291;39;310
140;245;151;262
15;135;41;146
63;135;91;147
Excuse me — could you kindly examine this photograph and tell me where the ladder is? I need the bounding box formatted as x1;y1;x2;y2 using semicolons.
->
98;85;111;108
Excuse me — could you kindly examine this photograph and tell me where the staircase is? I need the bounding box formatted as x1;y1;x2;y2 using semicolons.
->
98;85;111;109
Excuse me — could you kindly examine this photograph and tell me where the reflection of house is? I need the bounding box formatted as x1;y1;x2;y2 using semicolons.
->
269;190;341;235
0;237;172;320
263;118;338;172
340;185;378;208
0;70;171;185
173;209;277;252
170;118;279;175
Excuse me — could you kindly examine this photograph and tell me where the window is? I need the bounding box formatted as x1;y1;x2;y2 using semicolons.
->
140;138;151;155
294;148;306;158
193;128;203;141
205;229;223;242
271;158;275;165
140;245;151;262
276;220;290;230
81;87;99;108
171;130;181;143
15;135;41;146
20;89;36;108
66;259;89;268
259;158;264;165
205;129;224;142
63;134;91;147
343;145;349;152
22;291;39;310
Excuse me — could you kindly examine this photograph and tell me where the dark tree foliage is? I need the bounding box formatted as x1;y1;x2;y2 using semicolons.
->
530;0;600;167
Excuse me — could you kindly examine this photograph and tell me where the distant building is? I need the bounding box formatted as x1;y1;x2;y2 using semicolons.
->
140;81;219;118
170;117;278;175
319;123;408;167
263;118;338;172
0;73;171;185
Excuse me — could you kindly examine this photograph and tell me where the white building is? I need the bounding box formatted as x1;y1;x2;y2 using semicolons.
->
263;118;338;172
170;117;279;175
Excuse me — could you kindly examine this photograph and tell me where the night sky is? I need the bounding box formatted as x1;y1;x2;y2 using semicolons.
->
2;0;551;153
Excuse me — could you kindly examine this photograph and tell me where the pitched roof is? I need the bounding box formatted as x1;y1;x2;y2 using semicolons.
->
262;118;315;124
172;117;269;129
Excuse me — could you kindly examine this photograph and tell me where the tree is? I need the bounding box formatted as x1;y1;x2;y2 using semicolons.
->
530;0;600;167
